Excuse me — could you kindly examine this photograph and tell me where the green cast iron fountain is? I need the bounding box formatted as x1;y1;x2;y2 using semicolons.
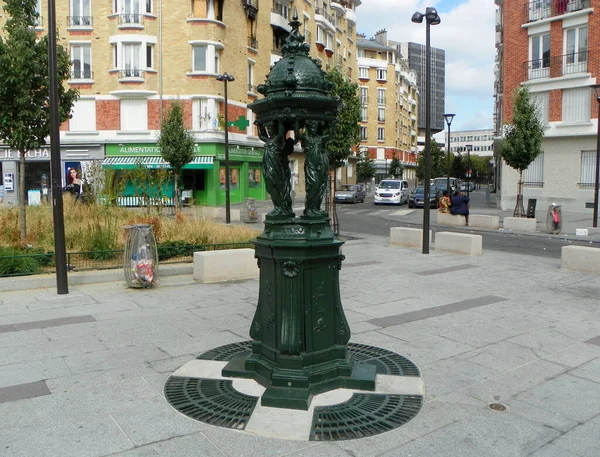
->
221;11;377;410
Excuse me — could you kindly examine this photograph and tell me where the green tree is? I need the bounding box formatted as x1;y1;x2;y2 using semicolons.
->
0;0;78;241
388;153;404;179
416;139;445;182
451;152;466;179
356;148;375;183
158;101;195;211
500;86;545;216
325;67;361;169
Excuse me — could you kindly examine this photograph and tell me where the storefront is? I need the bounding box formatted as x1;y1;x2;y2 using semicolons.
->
102;143;266;207
0;144;104;206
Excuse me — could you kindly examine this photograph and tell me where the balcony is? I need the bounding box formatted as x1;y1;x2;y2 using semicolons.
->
67;16;93;27
524;51;588;80
524;57;550;80
272;3;290;19
70;69;93;80
242;0;258;19
117;13;144;27
118;69;145;81
525;0;590;23
271;3;291;31
248;36;258;49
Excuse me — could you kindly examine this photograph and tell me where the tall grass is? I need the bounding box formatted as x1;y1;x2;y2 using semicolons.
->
0;195;261;252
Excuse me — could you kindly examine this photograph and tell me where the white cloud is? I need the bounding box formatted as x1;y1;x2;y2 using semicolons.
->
357;0;497;130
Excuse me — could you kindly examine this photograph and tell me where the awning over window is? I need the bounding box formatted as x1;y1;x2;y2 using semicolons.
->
102;156;214;170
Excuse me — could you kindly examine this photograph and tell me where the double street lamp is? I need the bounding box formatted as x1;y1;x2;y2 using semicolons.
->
216;72;235;224
444;113;455;194
412;6;441;255
465;144;473;199
591;84;600;228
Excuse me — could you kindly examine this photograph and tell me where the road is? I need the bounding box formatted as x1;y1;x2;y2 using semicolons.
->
334;190;594;259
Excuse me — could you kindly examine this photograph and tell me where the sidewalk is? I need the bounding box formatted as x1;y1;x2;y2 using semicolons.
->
1;233;599;456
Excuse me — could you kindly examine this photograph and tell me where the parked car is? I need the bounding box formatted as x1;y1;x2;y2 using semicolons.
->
374;179;409;205
460;181;475;192
334;184;366;203
408;186;441;209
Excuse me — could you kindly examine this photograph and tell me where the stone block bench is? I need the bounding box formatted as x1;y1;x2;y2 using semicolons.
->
390;227;431;249
201;207;241;222
469;215;500;230
436;212;466;227
561;245;600;274
503;217;537;232
193;248;258;283
435;232;482;256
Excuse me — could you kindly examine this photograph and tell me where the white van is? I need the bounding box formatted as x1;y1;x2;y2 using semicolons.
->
434;177;460;193
374;179;409;205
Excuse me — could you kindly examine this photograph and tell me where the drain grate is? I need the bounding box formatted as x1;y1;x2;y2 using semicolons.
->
164;377;258;430
310;393;423;441
197;341;420;377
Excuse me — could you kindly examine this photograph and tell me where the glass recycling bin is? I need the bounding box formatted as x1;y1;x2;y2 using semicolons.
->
123;224;158;288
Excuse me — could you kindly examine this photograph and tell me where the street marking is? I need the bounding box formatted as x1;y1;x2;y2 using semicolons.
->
388;209;416;216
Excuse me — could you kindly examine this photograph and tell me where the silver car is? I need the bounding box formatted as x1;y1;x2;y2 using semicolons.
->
334;184;366;204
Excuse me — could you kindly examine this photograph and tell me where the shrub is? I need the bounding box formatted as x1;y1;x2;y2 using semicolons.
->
157;240;195;261
0;247;41;276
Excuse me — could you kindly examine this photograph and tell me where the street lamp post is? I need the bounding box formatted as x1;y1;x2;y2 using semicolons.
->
591;85;600;228
216;73;235;224
465;144;473;199
412;6;441;255
444;113;455;193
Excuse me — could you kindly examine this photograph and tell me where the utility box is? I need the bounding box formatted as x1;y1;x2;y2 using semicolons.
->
526;198;537;218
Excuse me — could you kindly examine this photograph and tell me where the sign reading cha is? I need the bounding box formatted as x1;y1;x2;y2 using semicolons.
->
0;148;51;160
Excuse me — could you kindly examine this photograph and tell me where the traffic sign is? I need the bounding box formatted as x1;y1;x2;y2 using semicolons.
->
466;169;472;178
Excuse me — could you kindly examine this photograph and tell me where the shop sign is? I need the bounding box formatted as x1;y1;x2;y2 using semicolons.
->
106;143;203;155
0;148;50;161
216;147;262;161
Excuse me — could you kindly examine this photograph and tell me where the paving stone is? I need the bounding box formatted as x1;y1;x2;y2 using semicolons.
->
0;358;72;388
529;444;583;457
543;342;600;368
63;344;168;374
550;415;600;457
568;357;600;383
507;328;582;357
100;433;226;456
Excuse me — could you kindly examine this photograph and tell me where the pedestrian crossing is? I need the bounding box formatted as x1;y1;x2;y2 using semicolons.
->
335;206;416;217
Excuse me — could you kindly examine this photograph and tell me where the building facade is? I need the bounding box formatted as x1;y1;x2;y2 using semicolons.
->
494;0;598;212
448;129;495;156
356;30;419;185
0;0;361;206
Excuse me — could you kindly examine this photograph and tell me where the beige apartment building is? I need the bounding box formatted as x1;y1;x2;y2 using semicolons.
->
356;30;419;186
0;0;360;207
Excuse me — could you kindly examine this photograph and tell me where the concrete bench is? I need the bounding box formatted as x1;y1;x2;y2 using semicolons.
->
436;212;466;227
201;207;241;222
469;214;500;230
390;227;431;249
503;217;537;232
561;245;600;274
193;248;258;283
435;232;482;256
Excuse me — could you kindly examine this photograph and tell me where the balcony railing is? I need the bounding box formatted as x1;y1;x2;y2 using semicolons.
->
118;69;145;79
70;69;93;79
248;37;258;49
524;57;551;80
315;7;334;25
67;16;93;27
524;51;589;80
526;0;590;22
117;14;144;26
271;3;289;19
243;0;258;8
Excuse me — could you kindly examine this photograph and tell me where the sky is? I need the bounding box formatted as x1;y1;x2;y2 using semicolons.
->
356;0;497;135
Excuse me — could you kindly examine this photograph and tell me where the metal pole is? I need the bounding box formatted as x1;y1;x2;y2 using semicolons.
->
446;122;451;193
467;148;470;199
47;0;68;294
224;79;231;224
422;21;432;255
594;100;600;228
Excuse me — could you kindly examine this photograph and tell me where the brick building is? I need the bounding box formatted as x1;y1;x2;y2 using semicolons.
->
494;0;599;212
0;0;361;206
356;30;419;185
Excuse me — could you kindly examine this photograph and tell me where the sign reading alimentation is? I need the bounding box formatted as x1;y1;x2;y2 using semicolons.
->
106;144;204;155
106;143;263;161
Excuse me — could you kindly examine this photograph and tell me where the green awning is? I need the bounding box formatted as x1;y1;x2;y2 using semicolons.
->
102;156;214;170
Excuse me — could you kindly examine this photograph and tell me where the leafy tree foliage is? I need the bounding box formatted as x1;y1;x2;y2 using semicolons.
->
0;0;78;241
451;152;466;179
325;67;361;169
416;139;445;181
388;153;404;179
500;86;544;216
356;148;375;183
158;101;195;210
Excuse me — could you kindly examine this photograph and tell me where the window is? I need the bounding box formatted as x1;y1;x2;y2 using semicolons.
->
190;43;221;73
376;147;384;160
357;49;365;58
114;0;151;14
360;126;367;140
361;106;368;121
325;33;333;50
378;108;385;122
529;33;550;79
316;26;324;44
120;98;147;131
563;87;590;123
564;26;588;74
248;167;261;188
69;99;96;131
360;87;368;104
70;0;91;26
580;151;596;188
146;44;153;69
523;152;544;187
376;69;387;81
71;43;91;79
358;67;368;79
193;45;206;72
530;91;549;125
377;127;385;142
35;0;42;26
122;43;141;76
247;61;255;92
377;88;385;105
192;98;219;131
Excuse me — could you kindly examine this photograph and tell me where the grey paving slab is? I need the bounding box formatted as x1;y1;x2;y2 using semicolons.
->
550;414;600;457
156;331;243;357
568;357;600;383
0;398;42;430
8;336;107;363
45;371;108;393
543;342;600;368
515;374;600;422
586;335;600;346
416;264;478;275
506;328;582;357
0;380;50;404
332;429;412;456
0;327;50;348
529;444;583;457
0;357;72;388
63;345;168;374
101;433;227;457
458;341;542;373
